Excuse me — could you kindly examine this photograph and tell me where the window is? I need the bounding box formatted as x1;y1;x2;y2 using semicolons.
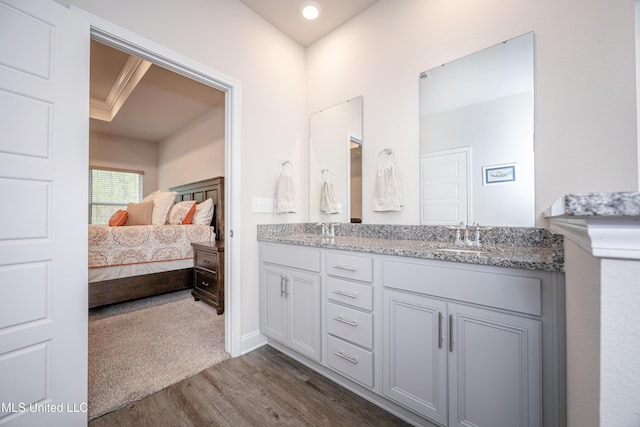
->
89;168;143;224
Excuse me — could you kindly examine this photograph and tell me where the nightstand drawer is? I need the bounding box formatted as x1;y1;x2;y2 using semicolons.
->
195;251;217;270
194;268;218;299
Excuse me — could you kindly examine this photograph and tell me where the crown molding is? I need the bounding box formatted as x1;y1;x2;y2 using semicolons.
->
90;55;151;122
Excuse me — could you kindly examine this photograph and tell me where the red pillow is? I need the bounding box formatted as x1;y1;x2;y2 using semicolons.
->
181;202;198;224
108;210;128;226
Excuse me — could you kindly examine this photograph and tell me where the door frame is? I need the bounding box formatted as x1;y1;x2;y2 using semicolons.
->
71;7;243;356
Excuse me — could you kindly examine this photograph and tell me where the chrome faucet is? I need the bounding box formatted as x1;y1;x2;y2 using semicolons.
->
316;222;336;238
316;222;327;235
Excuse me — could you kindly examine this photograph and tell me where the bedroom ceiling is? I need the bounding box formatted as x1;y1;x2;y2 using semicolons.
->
89;40;225;143
89;2;379;142
238;0;380;46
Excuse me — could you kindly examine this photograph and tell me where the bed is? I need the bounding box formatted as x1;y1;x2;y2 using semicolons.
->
88;177;224;308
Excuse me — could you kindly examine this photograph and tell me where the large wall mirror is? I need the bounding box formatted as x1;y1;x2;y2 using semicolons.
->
309;96;363;224
420;32;535;227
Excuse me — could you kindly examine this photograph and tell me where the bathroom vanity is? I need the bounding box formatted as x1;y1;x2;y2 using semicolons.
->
258;224;565;427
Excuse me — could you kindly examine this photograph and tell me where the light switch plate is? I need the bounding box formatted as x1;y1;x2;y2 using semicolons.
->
252;197;274;213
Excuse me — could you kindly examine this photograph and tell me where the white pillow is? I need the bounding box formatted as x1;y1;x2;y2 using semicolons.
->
167;201;197;225
143;191;178;225
192;198;214;225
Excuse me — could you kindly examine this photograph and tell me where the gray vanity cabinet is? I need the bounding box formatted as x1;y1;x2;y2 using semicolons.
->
447;303;541;427
259;240;565;427
383;289;541;427
382;258;549;427
260;244;322;362
382;289;448;425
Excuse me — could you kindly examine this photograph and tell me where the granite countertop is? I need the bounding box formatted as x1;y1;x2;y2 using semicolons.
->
545;192;640;217
258;224;564;273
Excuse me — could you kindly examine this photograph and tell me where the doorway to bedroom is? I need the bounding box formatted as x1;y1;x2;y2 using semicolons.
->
87;38;230;420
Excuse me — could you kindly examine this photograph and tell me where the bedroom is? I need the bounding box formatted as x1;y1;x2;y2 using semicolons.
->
0;0;638;426
88;38;226;301
87;39;229;415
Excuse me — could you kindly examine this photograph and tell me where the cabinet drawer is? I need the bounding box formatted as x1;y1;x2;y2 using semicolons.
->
326;276;373;311
382;259;542;315
326;252;373;283
195;251;217;270
327;335;374;388
194;269;218;300
260;243;320;272
326;302;373;349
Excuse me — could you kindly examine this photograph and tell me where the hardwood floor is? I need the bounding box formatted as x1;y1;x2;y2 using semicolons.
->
89;345;410;427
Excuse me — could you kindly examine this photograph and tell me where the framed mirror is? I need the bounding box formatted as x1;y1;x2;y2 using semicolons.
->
309;96;363;224
419;32;535;226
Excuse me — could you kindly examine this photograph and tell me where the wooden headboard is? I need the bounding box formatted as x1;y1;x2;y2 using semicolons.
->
170;177;224;241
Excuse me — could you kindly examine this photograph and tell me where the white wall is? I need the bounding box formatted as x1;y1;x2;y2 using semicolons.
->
157;107;225;190
89;132;158;196
306;0;638;226
59;0;308;349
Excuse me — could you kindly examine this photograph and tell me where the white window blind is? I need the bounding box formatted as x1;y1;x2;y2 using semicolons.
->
89;168;143;224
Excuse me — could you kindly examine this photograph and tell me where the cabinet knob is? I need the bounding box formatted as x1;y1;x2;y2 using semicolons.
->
201;281;209;287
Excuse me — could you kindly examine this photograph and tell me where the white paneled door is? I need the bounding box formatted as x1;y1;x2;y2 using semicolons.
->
420;147;471;225
0;0;89;425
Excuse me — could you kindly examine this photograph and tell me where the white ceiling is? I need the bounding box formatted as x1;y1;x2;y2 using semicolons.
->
238;0;380;46
90;1;379;142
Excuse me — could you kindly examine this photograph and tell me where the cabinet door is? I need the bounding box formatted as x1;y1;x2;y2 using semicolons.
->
261;264;288;343
382;289;448;425
448;303;541;427
288;270;322;361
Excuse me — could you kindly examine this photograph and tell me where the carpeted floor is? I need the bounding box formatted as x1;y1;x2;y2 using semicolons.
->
88;291;229;420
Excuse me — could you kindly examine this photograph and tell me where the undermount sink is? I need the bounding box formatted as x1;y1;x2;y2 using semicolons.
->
430;248;489;256
418;241;504;256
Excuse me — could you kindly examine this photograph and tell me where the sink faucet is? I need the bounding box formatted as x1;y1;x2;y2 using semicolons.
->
469;222;492;246
316;222;328;236
316;222;337;237
452;222;481;246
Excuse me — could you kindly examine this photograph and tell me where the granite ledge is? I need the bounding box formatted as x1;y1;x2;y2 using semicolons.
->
545;192;640;218
257;223;564;273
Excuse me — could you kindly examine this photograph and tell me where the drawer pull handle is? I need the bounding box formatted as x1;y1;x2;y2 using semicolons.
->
333;316;357;327
201;281;210;287
202;259;210;264
333;290;358;299
333;264;357;271
333;351;358;365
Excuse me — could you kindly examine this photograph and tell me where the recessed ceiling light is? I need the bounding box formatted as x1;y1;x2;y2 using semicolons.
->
301;1;321;20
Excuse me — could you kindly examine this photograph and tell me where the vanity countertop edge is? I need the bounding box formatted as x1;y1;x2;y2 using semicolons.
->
257;223;564;273
545;191;640;218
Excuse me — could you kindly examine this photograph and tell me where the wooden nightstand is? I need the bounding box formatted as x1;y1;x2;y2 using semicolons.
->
191;241;224;315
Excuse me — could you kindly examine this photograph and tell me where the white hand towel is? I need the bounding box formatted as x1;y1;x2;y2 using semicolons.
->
320;181;339;214
276;173;296;213
373;161;404;212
